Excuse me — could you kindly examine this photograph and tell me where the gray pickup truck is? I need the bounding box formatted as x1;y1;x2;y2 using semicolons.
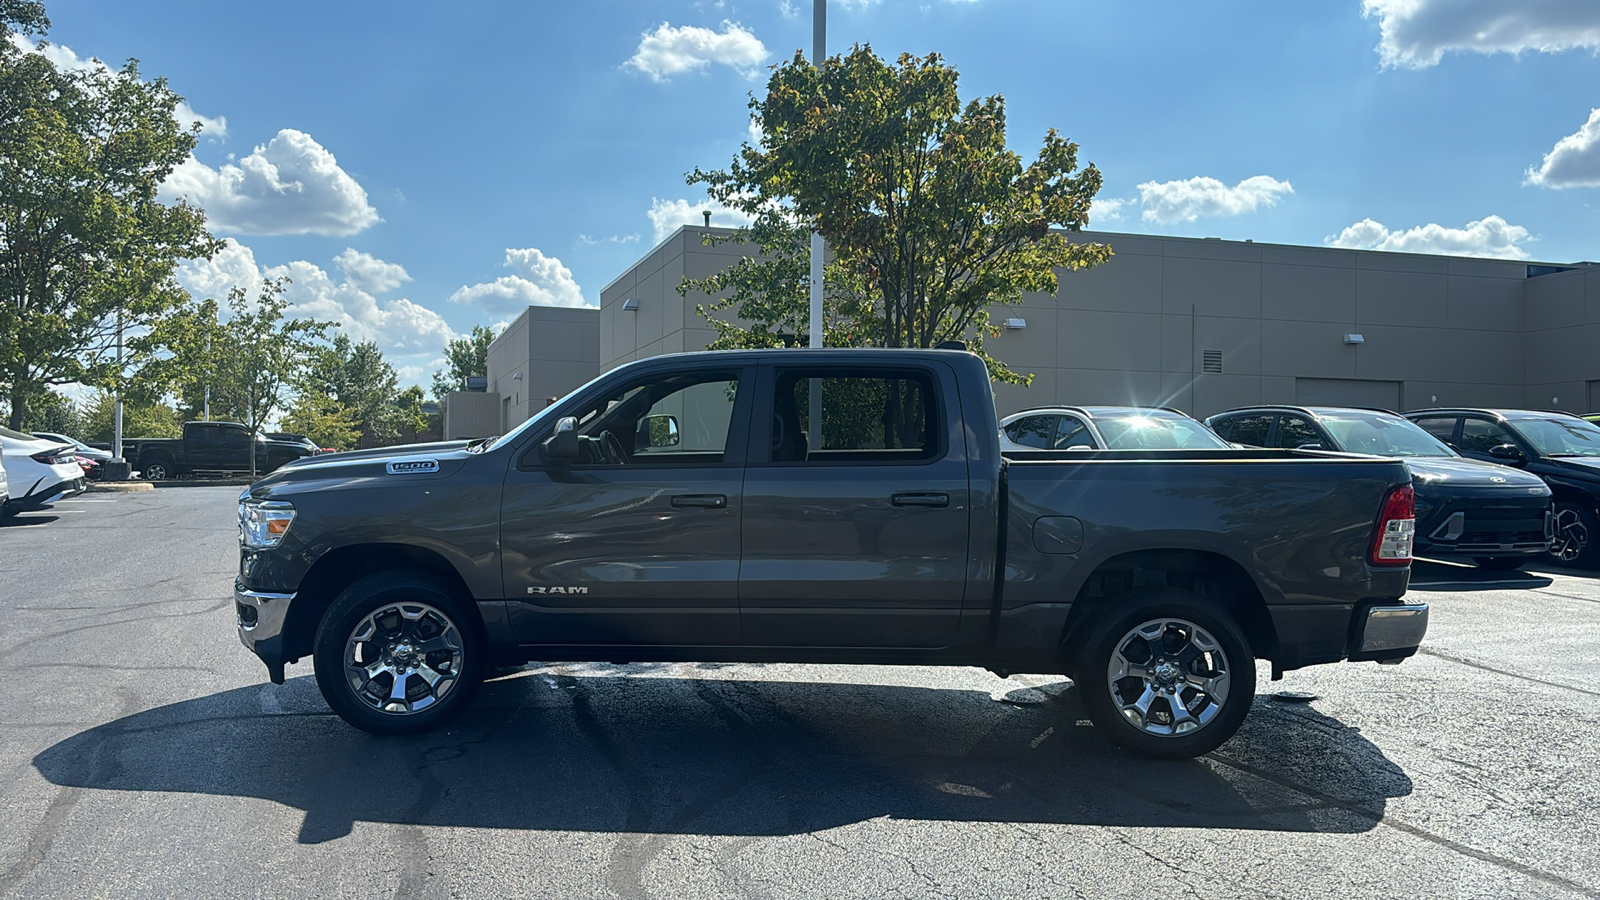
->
234;348;1426;757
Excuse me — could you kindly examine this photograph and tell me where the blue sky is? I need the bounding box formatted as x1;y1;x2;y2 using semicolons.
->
26;0;1600;388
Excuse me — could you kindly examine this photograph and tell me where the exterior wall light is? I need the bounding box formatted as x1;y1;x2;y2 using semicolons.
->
1343;333;1365;344
622;298;639;311
1004;318;1027;329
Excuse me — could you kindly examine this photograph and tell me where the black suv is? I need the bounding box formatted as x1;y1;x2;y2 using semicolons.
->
1209;406;1553;570
1403;409;1600;568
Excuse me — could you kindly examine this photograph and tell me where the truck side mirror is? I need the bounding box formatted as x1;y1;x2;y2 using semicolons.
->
635;414;679;449
1296;442;1326;451
541;417;579;462
1489;443;1525;463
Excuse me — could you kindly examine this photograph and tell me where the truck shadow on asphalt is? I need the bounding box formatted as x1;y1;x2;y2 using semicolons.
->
33;668;1411;844
1409;559;1558;590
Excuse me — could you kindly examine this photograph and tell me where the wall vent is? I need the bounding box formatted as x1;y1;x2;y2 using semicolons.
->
1202;350;1224;374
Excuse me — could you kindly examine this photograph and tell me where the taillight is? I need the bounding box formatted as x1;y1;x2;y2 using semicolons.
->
30;448;75;465
1370;485;1415;567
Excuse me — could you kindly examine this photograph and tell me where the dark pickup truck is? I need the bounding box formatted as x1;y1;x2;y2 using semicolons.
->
128;421;314;480
235;348;1427;758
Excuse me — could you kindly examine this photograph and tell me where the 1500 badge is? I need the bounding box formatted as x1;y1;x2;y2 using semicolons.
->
386;460;440;474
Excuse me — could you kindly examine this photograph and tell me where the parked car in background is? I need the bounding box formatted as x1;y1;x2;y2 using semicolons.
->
32;432;111;481
999;406;1233;452
31;432;112;463
0;443;9;517
124;421;316;480
0;426;86;516
266;433;324;455
1404;409;1600;568
1208;406;1552;570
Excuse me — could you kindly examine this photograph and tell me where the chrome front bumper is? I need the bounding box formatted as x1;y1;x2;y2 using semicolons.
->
1350;601;1429;662
235;583;295;684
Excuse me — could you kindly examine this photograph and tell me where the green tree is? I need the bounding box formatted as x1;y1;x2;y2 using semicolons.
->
210;278;334;477
684;46;1110;385
279;391;361;451
81;389;180;442
431;325;497;399
0;15;221;429
298;334;413;443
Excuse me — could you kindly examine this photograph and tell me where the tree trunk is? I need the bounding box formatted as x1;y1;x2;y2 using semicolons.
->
8;388;27;432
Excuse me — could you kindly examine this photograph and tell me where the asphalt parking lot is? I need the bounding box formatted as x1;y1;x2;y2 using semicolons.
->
1;487;1598;899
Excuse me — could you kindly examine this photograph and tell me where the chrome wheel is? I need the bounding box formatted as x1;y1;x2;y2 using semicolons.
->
1106;617;1232;737
343;601;465;715
1552;507;1590;563
143;462;169;481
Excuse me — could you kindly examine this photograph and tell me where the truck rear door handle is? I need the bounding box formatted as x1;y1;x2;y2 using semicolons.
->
892;492;949;508
671;494;727;509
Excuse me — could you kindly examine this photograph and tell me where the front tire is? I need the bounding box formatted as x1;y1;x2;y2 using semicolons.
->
141;459;172;481
313;572;485;735
1074;592;1255;759
1550;502;1598;569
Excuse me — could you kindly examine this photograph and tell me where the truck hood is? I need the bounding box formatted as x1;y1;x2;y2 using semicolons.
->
247;441;479;495
1406;456;1549;493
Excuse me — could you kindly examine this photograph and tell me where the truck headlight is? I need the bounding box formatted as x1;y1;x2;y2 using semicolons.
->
239;498;296;549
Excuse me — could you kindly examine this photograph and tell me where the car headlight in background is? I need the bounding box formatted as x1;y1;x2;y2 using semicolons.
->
239;498;296;549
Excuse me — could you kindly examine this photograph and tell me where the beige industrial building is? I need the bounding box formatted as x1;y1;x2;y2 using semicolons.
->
479;225;1599;435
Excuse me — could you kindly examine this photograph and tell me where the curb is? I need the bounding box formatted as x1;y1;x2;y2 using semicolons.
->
87;481;155;493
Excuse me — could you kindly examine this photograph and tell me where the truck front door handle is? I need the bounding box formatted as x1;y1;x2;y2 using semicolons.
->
671;494;727;509
892;492;949;508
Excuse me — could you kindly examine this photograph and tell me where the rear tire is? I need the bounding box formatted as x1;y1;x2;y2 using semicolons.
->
1472;556;1529;571
1074;591;1255;759
313;571;485;735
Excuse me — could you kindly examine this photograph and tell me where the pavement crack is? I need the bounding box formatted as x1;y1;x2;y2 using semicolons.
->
1417;647;1600;699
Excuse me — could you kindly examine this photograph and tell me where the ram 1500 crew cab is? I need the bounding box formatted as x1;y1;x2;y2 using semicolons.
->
234;348;1426;757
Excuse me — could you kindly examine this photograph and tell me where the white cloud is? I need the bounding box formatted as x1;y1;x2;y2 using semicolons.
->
1325;215;1533;259
578;233;641;246
335;248;411;294
1527;108;1600;189
1362;0;1600;68
1090;198;1128;224
647;196;757;243
625;20;768;82
160;129;380;237
8;35;226;137
174;241;457;379
1136;175;1294;224
447;248;590;320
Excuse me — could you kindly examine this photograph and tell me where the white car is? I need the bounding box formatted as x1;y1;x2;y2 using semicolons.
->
0;425;86;517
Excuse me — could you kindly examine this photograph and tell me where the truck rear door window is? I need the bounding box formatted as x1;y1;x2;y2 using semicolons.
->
769;369;940;463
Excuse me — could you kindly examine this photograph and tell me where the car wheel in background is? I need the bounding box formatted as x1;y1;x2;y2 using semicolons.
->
142;460;171;481
1074;591;1255;759
1550;502;1598;569
313;571;485;735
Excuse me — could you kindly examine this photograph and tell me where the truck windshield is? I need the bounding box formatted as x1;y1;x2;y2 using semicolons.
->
1095;415;1231;449
1511;417;1600;457
1319;413;1455;457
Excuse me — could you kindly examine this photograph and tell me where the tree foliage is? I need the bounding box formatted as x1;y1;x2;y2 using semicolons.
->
0;20;220;428
431;325;496;399
279;391;361;451
298;333;420;443
81;389;179;442
685;46;1110;384
207;278;333;476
